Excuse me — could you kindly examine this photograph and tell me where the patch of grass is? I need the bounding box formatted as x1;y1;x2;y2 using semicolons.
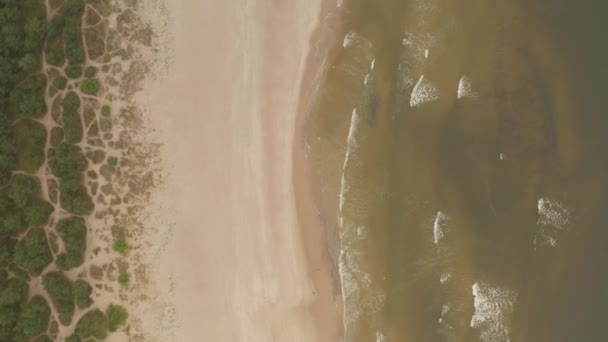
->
84;66;97;78
79;79;100;95
106;304;128;332
107;156;118;166
65;65;82;79
112;238;128;255
101;104;111;116
53;76;67;90
117;272;129;286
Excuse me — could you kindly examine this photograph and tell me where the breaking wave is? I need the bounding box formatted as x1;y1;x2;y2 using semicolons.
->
534;197;571;249
471;282;517;342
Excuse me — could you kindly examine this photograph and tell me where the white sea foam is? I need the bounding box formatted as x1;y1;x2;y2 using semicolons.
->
371;58;376;70
499;152;505;161
440;272;452;284
364;73;371;86
402;31;439;61
376;330;387;342
471;282;517;342
457;75;479;99
410;75;440;107
534;197;571;249
433;211;449;244
397;61;415;92
357;226;367;239
402;32;415;46
339;108;360;214
343;31;372;49
337;106;385;335
339;247;385;327
343;31;359;48
441;304;451;316
337;0;344;7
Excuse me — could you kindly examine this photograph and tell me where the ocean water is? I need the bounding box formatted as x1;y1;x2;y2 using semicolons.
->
304;0;608;341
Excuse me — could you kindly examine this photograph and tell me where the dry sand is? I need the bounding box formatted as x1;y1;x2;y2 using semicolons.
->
134;0;342;341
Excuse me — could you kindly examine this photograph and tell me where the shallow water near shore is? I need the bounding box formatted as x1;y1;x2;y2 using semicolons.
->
304;0;608;341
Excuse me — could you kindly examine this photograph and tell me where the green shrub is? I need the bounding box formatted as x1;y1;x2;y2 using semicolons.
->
24;198;54;226
107;156;118;166
101;104;111;116
9;73;47;118
49;143;87;182
63;5;85;65
50;127;64;146
13;119;47;173
19;53;41;73
19;296;50;336
8;174;41;208
0;211;27;237
106;304;128;332
65;335;81;342
62;91;81;111
0;116;17;185
0;238;15;268
53;76;67;90
0;278;28;340
56;217;87;270
0;277;28;306
80;79;100;95
73;280;93;308
14;228;52;275
33;335;53;342
42;272;74;325
46;48;64;66
117;273;129;286
84;66;97;78
65;65;82;79
59;180;93;215
62;109;83;144
75;309;108;340
112;238;128;255
8;264;30;282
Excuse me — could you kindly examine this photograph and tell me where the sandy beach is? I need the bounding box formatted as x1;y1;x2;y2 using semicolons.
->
135;0;342;341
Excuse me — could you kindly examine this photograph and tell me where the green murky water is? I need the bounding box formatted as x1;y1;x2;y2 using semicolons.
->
304;0;608;341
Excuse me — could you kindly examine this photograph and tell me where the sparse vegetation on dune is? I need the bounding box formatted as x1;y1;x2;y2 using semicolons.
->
0;0;136;339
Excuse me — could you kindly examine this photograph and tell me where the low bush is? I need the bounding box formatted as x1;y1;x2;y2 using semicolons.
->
80;79;100;95
75;309;108;340
106;304;128;332
14;228;53;275
42;271;74;325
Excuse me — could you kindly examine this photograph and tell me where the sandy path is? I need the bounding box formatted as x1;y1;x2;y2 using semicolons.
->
137;0;340;341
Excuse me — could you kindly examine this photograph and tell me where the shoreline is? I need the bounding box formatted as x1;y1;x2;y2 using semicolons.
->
293;0;348;341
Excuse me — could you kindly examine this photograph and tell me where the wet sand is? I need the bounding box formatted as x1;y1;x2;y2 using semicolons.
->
136;0;341;341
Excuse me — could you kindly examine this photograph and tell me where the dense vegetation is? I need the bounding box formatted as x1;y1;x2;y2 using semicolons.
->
0;0;130;339
19;296;51;337
73;280;93;309
106;304;128;332
42;271;75;325
14;228;53;275
56;217;87;270
49;143;93;215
